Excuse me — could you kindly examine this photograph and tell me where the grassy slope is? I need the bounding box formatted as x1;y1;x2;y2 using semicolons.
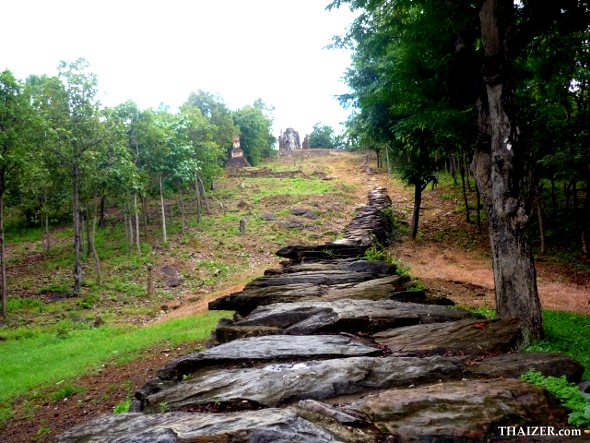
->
0;151;589;426
0;152;359;410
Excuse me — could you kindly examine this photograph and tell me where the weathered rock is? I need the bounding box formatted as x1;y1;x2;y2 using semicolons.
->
373;318;526;357
283;218;305;229
220;299;482;338
332;187;395;247
208;283;322;315
344;378;570;442
466;352;585;382
209;275;412;316
244;270;377;289
260;212;276;221
53;409;380;443
290;208;319;219
142;356;462;413
156;335;383;381
264;259;399;277
212;324;283;343
275;244;368;261
388;289;455;305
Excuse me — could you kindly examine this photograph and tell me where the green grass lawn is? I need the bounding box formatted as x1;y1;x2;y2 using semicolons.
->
0;311;230;403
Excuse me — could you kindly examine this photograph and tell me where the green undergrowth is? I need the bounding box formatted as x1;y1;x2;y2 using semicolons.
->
0;310;231;404
521;369;590;428
526;310;590;379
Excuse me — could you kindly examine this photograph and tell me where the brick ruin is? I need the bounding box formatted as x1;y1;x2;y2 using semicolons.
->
278;127;309;152
226;135;251;168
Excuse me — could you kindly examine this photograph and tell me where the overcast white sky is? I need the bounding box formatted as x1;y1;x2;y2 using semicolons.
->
2;0;357;137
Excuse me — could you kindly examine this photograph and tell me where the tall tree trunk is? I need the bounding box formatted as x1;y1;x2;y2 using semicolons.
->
532;183;546;256
159;174;167;244
463;152;473;192
133;193;141;254
73;163;83;297
473;0;543;341
550;175;557;221
449;155;458;185
141;193;149;234
475;183;482;229
43;192;50;255
194;170;202;223
80;206;86;256
409;181;424;240
0;184;7;321
99;194;106;228
178;191;186;234
90;196;102;286
198;175;210;213
459;155;471;223
85;202;91;258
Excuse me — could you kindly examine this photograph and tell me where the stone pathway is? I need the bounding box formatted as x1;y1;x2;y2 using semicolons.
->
55;188;586;442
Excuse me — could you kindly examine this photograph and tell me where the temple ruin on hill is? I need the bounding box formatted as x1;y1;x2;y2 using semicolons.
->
226;135;250;168
278;128;306;153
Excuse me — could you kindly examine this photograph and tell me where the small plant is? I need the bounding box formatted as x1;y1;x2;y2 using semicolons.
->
113;399;132;414
521;369;590;428
51;383;84;401
159;401;170;412
0;403;14;427
466;306;496;318
32;427;52;441
54;320;74;338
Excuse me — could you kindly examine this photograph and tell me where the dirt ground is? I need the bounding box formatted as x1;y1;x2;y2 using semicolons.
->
2;151;589;443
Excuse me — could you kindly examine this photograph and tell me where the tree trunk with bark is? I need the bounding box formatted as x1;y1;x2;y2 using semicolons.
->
459;155;471;223
133;193;141;254
194;170;202;223
0;180;6;321
90;197;102;286
73;163;83;296
159;174;167;244
409;181;425;240
473;0;543;341
43;192;50;255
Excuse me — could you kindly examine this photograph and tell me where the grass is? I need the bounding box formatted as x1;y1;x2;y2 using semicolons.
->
0;310;231;403
526;310;590;379
460;307;590;378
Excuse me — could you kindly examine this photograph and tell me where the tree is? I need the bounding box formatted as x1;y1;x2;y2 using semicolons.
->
329;0;590;340
308;122;336;148
178;104;220;221
334;0;475;240
471;0;590;340
232;101;275;165
42;58;104;296
185;90;236;158
0;70;34;320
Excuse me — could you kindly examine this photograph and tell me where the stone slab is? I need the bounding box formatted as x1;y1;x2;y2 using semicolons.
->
156;334;383;381
142;356;461;413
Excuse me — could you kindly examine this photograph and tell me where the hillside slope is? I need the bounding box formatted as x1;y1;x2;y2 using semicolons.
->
2;150;589;442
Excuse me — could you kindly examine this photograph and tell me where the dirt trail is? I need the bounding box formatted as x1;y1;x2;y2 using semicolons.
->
169;150;590;318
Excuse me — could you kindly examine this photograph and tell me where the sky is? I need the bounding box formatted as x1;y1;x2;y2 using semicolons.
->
2;0;358;137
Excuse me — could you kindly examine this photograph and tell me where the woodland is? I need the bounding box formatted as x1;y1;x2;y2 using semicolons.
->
330;0;590;340
0;59;276;321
